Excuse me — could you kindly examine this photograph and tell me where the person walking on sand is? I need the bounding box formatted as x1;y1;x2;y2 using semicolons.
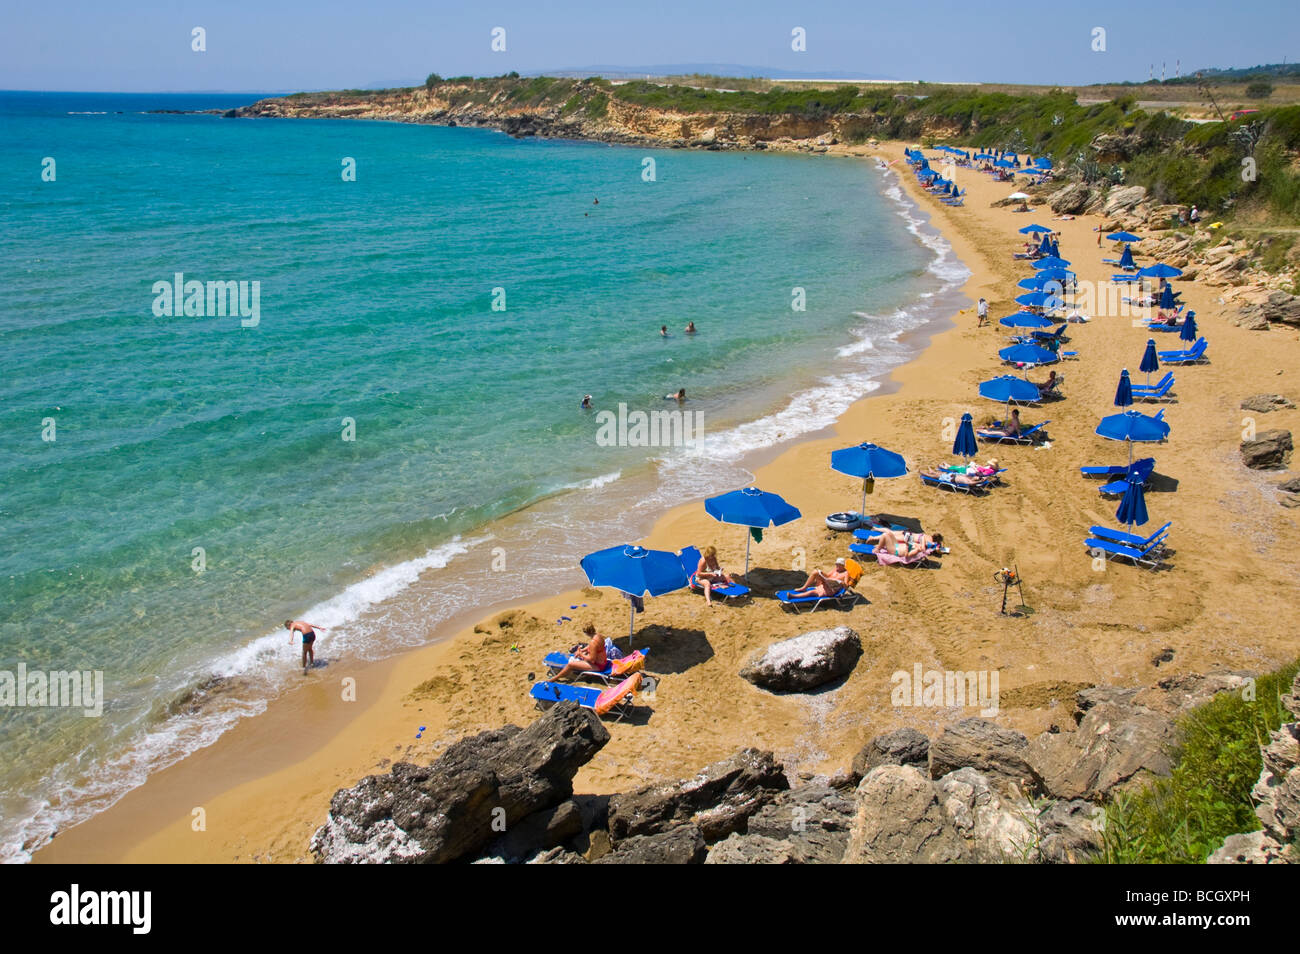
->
977;298;988;327
285;619;323;671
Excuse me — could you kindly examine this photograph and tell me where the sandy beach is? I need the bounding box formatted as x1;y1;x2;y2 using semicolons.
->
36;140;1300;864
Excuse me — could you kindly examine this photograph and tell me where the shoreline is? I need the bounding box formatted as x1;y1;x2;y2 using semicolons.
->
35;140;1300;863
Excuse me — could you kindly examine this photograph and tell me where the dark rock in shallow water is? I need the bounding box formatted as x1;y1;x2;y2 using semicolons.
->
851;727;930;779
739;626;862;692
606;748;788;843
310;702;608;863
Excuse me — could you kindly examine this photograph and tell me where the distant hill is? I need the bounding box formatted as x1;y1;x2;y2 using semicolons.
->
1131;61;1300;86
536;64;897;82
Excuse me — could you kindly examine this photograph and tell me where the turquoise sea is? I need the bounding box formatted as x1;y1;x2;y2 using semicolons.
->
0;90;966;860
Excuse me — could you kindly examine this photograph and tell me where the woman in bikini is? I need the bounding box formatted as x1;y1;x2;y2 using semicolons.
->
695;545;740;607
551;623;607;681
985;408;1022;439
875;528;944;558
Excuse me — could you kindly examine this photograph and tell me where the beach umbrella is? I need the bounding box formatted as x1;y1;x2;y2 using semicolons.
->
1032;157;1054;170
1017;275;1051;291
952;413;978;460
1006;192;1030;203
1158;283;1176;311
830;442;908;518
580;544;691;638
1114;368;1134;409
1139;340;1160;386
704;487;801;574
1019;224;1053;234
1138;263;1183;280
1032;256;1072;270
1118;245;1136;270
979;374;1041;405
1034;269;1074;289
1106;231;1142;243
996;159;1017;169
1096;410;1168;467
1180;311;1198;343
1000;343;1059;370
999;311;1055;329
1115;473;1150;531
1015;292;1066;311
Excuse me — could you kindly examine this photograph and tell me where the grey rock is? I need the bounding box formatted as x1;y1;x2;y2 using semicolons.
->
843;764;966;863
740;626;863;692
704;833;798;864
928;718;1042;794
935;767;1038;863
310;702;609;863
594;824;707;864
1049;182;1091;215
1241;394;1295;413
1103;185;1147;217
852;727;930;779
606;748;789;844
480;799;584;863
1037;799;1105;863
745;784;856;863
1241;429;1293;470
1029;699;1176;801
1207;830;1289;864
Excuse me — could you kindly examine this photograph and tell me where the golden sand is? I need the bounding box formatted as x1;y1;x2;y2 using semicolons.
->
36;143;1300;863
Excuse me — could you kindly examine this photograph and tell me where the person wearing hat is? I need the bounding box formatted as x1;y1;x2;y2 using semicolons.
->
580;395;593;409
787;559;851;600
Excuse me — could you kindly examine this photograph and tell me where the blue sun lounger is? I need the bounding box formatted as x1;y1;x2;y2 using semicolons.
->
1132;377;1176;403
1088;521;1172;554
1110;274;1141;283
977;420;1050;444
775;585;860;613
1098;458;1156;496
1081;456;1155;479
1130;372;1173;393
543;647;651;685
1083;533;1169;569
529;672;643;721
1158;338;1208;364
919;471;994;493
677;546;750;602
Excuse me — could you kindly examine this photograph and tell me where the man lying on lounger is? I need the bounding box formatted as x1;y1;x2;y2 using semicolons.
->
787;558;851;599
551;623;607;681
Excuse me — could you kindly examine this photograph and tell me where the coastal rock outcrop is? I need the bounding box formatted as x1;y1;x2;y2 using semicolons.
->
1049;182;1092;215
739;626;863;692
1102;185;1147;217
1241;429;1293;469
309;702;608;863
928;718;1042;794
851;727;930;779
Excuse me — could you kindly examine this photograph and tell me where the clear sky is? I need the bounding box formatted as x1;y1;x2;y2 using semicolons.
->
3;0;1295;92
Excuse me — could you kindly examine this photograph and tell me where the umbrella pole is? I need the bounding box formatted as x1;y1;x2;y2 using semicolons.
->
860;480;868;520
744;532;751;576
628;600;635;641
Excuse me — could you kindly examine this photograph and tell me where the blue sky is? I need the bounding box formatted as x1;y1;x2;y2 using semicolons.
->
3;0;1295;92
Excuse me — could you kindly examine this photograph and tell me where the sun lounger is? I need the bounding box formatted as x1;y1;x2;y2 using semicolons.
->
1083;534;1168;570
529;672;643;720
1098;458;1156;496
1111;274;1142;283
849;542;931;567
1080;456;1155;479
775;586;860;613
1088;521;1172;553
543;647;650;686
1130;373;1173;393
1132;377;1175;402
919;471;994;493
977;420;1050;444
677;546;750;602
1158;338;1208;364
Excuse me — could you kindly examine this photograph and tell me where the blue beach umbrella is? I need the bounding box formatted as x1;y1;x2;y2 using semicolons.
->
1180;311;1198;343
1015;292;1066;311
1139;340;1160;386
1019;224;1053;234
994;158;1015;168
1018;275;1051;291
1037;235;1053;254
979;374;1041;405
1118;245;1136;270
1138;263;1183;280
830;442;908;517
704;487;801;574
580;544;691;638
1097;410;1169;466
1000;343;1059;369
1032;256;1072;270
1158;283;1176;311
999;311;1055;329
953;413;978;460
1114;368;1134;408
1106;231;1142;243
1116;473;1150;530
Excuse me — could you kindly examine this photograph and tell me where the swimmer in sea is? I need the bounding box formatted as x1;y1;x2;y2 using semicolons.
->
285;619;324;672
684;321;697;334
580;395;593;409
665;388;686;403
660;325;669;337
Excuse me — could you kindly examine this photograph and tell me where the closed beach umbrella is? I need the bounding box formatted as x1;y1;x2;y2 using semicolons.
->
704;487;801;574
830;442;908;518
1139;340;1160;386
999;311;1055;329
1019;224;1053;234
1158;283;1176;311
1119;245;1136;270
1000;343;1059;371
1097;410;1168;466
1180;311;1198;343
1114;368;1134;409
1107;231;1142;243
979;374;1041;406
953;413;978;460
1115;472;1150;530
1032;256;1071;270
1138;263;1183;280
1037;235;1052;255
580;544;690;638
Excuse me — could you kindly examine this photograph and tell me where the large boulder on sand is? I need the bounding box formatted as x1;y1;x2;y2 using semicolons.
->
1241;430;1293;470
740;626;863;692
310;702;609;863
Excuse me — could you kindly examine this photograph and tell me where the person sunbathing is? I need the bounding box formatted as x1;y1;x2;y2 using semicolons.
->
983;408;1022;438
920;467;987;486
875;528;944;558
695;545;740;607
1035;370;1060;394
551;623;607;681
788;560;850;599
